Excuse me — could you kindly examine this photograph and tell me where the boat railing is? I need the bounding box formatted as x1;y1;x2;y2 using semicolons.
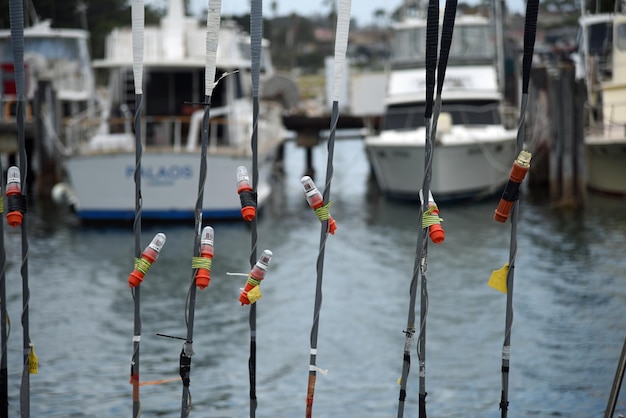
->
63;99;284;154
586;97;626;136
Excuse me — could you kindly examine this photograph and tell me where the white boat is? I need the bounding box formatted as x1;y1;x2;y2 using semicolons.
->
364;13;518;201
55;0;286;221
574;12;626;195
0;19;95;162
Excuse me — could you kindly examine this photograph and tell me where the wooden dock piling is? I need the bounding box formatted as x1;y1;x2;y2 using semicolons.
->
528;60;587;207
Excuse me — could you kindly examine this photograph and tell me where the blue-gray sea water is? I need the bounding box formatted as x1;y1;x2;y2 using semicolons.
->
3;139;626;417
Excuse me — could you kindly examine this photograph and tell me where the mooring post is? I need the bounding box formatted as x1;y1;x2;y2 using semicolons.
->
547;68;562;203
296;129;320;179
573;72;587;204
560;63;575;205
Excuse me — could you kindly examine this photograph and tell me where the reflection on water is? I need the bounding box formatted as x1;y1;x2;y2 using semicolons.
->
2;140;625;417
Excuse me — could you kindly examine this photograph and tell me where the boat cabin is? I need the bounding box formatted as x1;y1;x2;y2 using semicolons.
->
390;15;495;68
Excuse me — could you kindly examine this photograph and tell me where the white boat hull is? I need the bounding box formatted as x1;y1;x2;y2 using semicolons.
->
64;149;278;220
365;127;517;200
585;137;626;195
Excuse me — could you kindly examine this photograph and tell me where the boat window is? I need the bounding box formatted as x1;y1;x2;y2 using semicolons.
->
390;22;493;67
448;24;494;64
1;37;79;62
587;22;613;56
383;100;502;130
390;27;426;66
441;101;502;125
617;23;626;51
383;103;426;130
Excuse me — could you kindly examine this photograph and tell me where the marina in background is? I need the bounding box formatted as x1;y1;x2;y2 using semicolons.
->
0;0;624;416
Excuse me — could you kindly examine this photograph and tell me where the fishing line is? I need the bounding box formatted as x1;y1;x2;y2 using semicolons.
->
8;0;34;416
498;0;538;416
247;1;262;416
305;1;351;416
129;2;145;417
179;1;222;416
397;0;456;416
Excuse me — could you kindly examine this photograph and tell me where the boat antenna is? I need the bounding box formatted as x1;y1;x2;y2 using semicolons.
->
303;1;351;416
7;1;36;416
245;0;262;416
496;0;538;416
129;2;145;417
179;0;222;416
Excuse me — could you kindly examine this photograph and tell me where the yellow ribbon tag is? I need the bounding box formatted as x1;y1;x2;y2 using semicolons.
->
28;344;38;374
397;376;402;385
247;286;262;304
488;263;509;294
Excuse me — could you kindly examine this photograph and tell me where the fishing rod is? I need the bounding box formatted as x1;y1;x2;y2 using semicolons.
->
179;1;222;416
129;2;145;416
0;117;8;418
304;1;351;416
245;1;262;416
7;0;35;416
397;0;456;415
496;0;538;416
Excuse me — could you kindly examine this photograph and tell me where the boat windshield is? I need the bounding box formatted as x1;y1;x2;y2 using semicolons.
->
383;100;502;130
0;36;92;98
390;22;494;67
0;36;89;65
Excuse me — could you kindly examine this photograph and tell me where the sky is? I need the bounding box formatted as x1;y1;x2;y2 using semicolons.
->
180;0;526;26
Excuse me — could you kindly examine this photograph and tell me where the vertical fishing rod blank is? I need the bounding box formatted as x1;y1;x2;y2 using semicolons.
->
498;0;538;416
416;7;438;415
305;1;351;417
397;0;438;416
397;0;457;416
179;1;221;416
8;0;34;415
605;336;626;418
247;1;262;414
129;2;144;416
0;154;7;418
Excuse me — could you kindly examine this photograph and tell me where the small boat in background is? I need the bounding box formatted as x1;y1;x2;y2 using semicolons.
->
364;13;518;201
574;11;626;196
54;0;287;221
0;19;96;186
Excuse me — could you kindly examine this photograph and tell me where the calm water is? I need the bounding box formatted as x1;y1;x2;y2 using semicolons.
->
3;140;626;417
